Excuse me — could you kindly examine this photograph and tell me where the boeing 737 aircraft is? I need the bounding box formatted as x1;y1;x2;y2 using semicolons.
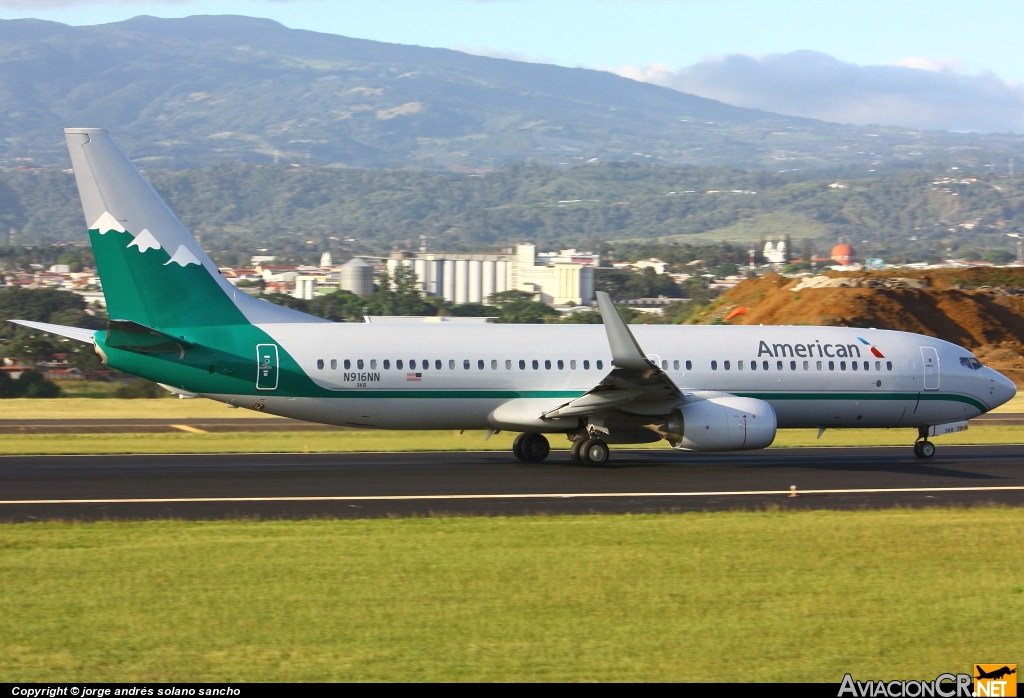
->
14;129;1017;465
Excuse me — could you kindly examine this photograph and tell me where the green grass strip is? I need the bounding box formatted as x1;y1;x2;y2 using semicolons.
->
2;509;1022;681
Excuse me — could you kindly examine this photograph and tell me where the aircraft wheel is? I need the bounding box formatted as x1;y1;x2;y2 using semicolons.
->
579;437;610;467
512;433;527;462
520;433;550;462
570;437;585;465
916;440;935;459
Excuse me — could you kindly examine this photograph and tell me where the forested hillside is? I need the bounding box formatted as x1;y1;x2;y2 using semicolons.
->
2;161;1022;265
1;15;1023;172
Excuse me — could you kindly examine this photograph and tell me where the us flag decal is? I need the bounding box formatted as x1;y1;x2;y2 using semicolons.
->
406;372;422;382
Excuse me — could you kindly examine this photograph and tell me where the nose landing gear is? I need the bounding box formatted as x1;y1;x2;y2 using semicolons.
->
914;427;936;459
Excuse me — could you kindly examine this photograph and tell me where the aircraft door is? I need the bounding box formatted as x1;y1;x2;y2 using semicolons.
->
920;346;939;391
256;343;279;391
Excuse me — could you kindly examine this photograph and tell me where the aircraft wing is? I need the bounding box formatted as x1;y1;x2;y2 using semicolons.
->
9;319;98;344
544;291;683;419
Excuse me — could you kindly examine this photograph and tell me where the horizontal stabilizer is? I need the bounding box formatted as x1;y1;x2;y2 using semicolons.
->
9;320;98;343
106;319;194;354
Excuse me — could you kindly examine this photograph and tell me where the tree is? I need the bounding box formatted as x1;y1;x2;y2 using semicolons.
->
487;290;560;324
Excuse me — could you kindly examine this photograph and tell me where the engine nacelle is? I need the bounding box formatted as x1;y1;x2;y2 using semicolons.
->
663;395;776;451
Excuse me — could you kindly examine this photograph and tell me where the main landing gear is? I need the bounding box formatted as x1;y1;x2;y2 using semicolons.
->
512;432;550;462
570;435;610;467
914;427;936;459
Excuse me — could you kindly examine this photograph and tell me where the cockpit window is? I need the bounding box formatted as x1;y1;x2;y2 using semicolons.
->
960;357;983;370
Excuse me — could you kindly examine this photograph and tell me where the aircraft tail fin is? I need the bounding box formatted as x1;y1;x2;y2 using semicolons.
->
63;128;322;329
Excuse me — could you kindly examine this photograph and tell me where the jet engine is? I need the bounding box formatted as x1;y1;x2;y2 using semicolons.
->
660;394;776;451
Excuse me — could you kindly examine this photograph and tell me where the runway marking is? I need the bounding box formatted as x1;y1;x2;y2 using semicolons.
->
3;485;1024;505
169;424;208;434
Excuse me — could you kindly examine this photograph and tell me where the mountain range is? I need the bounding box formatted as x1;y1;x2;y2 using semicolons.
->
2;14;1023;172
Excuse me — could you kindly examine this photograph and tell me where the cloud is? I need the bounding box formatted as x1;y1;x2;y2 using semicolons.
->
607;51;1024;133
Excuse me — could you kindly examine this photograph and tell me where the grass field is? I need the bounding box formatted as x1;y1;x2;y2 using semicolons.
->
2;508;1021;681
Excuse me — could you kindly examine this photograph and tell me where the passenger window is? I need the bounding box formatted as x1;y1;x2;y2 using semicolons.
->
685;360;692;370
875;361;881;371
583;360;590;370
532;359;539;369
464;360;470;370
790;361;796;370
570;360;577;370
344;359;351;370
596;360;603;369
886;361;893;371
803;361;809;370
724;360;731;370
840;361;846;370
776;361;783;371
662;360;669;369
738;361;744;370
544;359;551;369
371;359;377;369
519;360;526;370
396;359;403;370
357;359;364;370
423;359;429;369
409;360;416;369
478;360;485;370
763;361;769;370
828;361;835;371
330;359;337;370
449;359;455;369
383;360;390;370
750;360;757;371
673;360;679;370
711;360;718;370
491;360;498;369
816;361;822;370
557;360;564;370
317;359;324;370
432;360;438;369
851;361;857;371
506;359;512;370
863;361;869;371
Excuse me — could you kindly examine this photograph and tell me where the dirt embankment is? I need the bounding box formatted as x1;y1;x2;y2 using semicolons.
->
695;268;1024;384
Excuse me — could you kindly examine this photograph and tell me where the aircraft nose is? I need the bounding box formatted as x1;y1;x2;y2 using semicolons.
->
984;369;1017;410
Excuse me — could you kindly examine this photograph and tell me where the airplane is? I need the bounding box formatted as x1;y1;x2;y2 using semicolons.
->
976;666;1016;681
12;128;1018;465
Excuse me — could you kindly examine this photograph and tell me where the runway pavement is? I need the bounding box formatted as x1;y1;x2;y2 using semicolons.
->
1;444;1023;521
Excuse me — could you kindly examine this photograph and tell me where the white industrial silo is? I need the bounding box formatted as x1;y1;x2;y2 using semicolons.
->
341;257;373;296
468;260;482;303
482;260;496;304
443;259;455;301
454;259;469;304
413;258;427;293
496;260;508;293
426;259;443;296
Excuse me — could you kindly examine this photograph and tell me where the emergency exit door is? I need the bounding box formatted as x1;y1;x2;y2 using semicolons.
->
920;346;939;391
256;344;279;391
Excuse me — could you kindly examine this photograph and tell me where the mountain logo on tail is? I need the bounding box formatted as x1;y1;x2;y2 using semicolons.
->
91;211;200;267
856;336;885;358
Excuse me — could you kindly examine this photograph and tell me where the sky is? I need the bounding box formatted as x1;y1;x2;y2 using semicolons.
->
2;0;1023;132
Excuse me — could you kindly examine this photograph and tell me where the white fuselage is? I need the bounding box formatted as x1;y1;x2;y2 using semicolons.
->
207;323;1016;432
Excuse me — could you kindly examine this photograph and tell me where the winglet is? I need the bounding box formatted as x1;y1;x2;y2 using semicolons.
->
595;291;652;371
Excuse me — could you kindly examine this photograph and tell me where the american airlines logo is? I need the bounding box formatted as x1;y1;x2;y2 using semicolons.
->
757;337;884;360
